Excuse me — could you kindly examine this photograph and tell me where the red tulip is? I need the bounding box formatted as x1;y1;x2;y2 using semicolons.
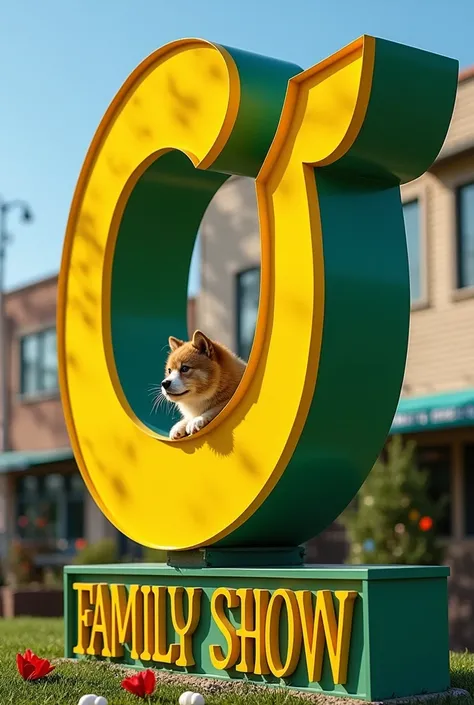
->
16;649;55;681
121;669;156;698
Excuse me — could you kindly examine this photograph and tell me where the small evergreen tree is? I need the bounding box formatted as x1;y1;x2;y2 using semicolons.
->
341;436;446;565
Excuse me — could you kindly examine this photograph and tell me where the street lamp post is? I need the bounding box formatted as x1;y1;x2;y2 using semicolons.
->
0;197;33;452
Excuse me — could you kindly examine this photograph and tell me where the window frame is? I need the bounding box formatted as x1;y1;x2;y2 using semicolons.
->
402;430;474;542
14;470;86;544
455;180;474;293
415;443;453;539
235;266;260;361
462;442;474;538
401;188;429;310
18;325;59;401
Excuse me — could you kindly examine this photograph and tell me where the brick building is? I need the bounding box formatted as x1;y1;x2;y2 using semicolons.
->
0;276;115;575
0;274;197;576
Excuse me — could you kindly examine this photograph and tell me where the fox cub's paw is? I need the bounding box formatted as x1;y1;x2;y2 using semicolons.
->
170;420;188;440
186;416;207;436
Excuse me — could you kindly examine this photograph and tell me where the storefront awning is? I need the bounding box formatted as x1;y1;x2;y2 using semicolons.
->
391;388;474;434
0;447;74;473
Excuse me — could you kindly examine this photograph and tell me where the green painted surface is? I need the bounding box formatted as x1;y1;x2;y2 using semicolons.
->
63;563;449;581
364;577;450;700
167;546;305;568
222;175;410;548
343;39;459;184
392;387;474;434
111;152;228;435
212;45;302;178
64;564;450;701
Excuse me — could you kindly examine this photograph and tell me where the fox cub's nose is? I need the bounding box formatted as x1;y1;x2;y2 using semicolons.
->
162;379;171;390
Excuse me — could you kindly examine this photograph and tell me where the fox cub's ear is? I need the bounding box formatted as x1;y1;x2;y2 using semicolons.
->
192;330;214;358
168;336;184;351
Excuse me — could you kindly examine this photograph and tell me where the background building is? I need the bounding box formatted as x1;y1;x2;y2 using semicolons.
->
0;276;114;577
0;275;197;578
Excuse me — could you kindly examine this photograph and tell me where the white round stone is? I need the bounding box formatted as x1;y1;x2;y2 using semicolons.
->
190;694;205;705
179;692;194;705
78;696;97;705
94;698;108;705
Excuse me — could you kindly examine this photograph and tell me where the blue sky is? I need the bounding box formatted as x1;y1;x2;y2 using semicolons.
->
1;0;472;293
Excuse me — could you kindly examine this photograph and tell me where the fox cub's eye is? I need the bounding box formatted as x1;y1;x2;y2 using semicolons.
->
167;368;171;374
181;365;190;373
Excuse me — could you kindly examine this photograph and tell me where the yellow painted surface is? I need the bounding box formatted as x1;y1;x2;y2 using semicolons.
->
168;587;202;666
72;582;95;655
152;586;180;663
109;584;142;659
87;583;112;656
141;586;154;661
58;38;375;549
297;589;358;684
209;587;240;669
235;588;270;674
265;588;303;678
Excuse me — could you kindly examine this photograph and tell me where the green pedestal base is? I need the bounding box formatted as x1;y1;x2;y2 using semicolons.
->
64;563;450;701
166;546;306;568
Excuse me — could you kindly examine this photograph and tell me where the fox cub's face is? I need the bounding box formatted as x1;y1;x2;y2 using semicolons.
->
161;330;219;404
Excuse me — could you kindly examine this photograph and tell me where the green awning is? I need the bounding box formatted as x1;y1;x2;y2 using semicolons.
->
0;447;74;473
391;388;474;434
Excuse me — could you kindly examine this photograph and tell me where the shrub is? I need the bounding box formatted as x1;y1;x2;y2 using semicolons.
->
341;436;447;565
73;538;118;565
142;547;167;563
6;542;37;586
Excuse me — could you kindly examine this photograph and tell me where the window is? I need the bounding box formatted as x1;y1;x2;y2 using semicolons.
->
66;474;86;541
403;200;422;303
456;182;474;289
416;445;452;537
15;472;85;543
463;444;474;536
236;267;260;361
20;327;58;396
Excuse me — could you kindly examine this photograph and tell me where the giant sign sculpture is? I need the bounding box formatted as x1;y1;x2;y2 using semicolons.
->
60;35;458;700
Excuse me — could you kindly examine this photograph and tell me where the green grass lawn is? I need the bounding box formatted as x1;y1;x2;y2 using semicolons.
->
0;618;473;705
